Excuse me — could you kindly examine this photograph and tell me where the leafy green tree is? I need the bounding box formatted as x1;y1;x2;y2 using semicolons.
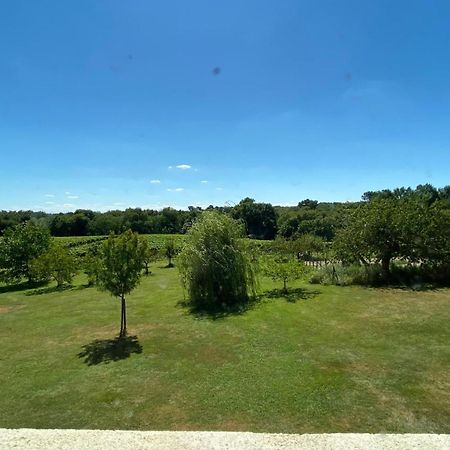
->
298;199;318;209
140;238;160;275
334;198;401;280
83;254;101;286
96;230;145;337
0;222;51;282
178;211;258;310
165;239;178;268
294;234;326;261
30;245;78;287
263;256;309;293
232;198;278;240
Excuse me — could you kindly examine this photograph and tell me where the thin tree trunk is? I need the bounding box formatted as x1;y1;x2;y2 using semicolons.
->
120;295;127;337
123;296;127;336
283;278;287;293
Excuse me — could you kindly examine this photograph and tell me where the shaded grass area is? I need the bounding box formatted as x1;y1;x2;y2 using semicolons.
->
1;265;450;433
78;335;143;366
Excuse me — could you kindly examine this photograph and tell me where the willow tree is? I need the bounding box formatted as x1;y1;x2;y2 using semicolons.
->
178;211;258;310
96;230;144;337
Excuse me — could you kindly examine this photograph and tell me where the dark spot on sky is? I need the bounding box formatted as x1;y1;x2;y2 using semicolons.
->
212;67;221;76
345;72;352;81
127;54;133;60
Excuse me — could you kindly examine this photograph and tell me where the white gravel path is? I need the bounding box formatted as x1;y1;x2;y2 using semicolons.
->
0;429;449;450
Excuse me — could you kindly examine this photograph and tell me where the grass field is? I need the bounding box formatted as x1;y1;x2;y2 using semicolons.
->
1;263;449;433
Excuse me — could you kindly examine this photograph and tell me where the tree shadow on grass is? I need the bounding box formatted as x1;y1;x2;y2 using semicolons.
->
25;284;91;296
78;335;143;366
263;287;321;303
25;285;72;296
0;280;47;294
177;297;260;321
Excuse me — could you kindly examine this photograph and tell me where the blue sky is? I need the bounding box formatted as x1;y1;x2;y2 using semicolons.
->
1;0;449;212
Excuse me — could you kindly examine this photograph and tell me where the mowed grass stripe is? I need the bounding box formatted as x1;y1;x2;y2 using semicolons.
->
1;265;449;432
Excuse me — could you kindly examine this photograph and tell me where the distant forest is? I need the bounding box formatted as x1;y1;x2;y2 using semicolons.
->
1;184;449;240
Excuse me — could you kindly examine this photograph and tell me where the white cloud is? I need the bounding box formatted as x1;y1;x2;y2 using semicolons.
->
168;165;173;169
150;179;161;184
200;180;208;184
216;187;223;191
45;201;55;205
45;194;55;198
63;203;74;208
167;188;184;192
65;191;72;195
176;164;191;170
67;195;79;199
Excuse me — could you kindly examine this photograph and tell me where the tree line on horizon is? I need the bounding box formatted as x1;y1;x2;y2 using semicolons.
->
1;184;449;242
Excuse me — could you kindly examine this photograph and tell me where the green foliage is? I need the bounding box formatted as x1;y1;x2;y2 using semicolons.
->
294;234;325;255
164;239;178;267
140;238;160;275
96;230;145;336
310;264;383;286
30;245;78;287
178;211;258;310
232;197;278;240
334;195;450;282
97;231;145;298
277;204;336;241
334;198;401;273
0;222;51;282
83;255;101;286
263;256;309;292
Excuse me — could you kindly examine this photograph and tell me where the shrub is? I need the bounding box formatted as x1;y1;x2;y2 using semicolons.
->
178;211;258;310
310;264;383;286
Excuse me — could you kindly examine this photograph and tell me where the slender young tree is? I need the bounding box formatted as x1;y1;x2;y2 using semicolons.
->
140;238;159;275
165;239;177;268
263;256;309;293
96;230;145;337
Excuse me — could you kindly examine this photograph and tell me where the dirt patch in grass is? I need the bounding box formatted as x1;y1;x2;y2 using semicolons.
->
0;305;24;314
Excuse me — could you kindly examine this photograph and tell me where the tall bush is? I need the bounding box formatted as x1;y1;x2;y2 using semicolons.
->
178;211;258;310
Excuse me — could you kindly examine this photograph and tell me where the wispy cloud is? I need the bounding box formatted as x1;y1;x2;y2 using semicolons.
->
168;165;173;169
150;179;161;184
176;164;191;170
63;203;74;208
65;191;72;195
45;194;55;198
200;180;208;184
216;187;223;191
67;195;79;199
167;187;184;192
44;201;55;205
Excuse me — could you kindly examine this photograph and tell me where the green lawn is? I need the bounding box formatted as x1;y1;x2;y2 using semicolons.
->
1;264;449;433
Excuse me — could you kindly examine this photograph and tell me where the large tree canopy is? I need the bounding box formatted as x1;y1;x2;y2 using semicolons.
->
232;198;278;240
0;221;51;282
334;194;450;281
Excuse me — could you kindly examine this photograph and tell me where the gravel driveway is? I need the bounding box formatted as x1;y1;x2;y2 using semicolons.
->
1;429;449;450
